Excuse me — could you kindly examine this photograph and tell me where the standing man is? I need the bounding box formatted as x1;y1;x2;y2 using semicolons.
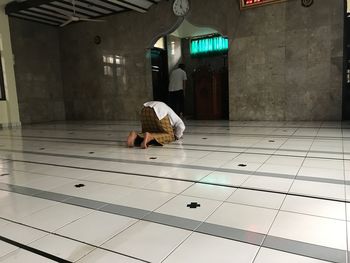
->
168;63;187;118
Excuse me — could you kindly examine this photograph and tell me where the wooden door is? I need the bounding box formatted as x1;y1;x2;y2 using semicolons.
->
194;66;213;119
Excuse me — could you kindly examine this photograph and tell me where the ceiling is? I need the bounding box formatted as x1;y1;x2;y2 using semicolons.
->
5;0;161;26
171;19;218;38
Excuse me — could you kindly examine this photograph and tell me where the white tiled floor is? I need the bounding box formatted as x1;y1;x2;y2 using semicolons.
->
163;232;259;263
0;121;349;262
102;221;191;262
206;202;278;234
56;211;137;246
254;248;331;263
268;211;347;250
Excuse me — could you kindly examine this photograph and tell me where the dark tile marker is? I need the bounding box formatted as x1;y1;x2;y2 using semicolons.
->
187;202;200;209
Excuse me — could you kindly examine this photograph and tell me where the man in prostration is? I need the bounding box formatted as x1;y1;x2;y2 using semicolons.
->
127;101;185;149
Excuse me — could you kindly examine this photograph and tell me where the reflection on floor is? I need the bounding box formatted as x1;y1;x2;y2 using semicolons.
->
0;121;349;263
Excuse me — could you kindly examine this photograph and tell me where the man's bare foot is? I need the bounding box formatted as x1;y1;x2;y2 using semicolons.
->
141;132;153;149
127;131;137;147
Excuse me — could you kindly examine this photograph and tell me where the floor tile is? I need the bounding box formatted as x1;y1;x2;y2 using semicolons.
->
2;121;350;263
0;249;56;263
268;211;347;250
220;161;262;172
242;176;294;192
76;249;143;263
165;168;212;181
200;171;250;187
84;172;158;188
155;194;221;222
114;188;175;211
0;194;57;220
264;156;305;166
181;183;235;201
56;211;137;246
346;203;350;220
142;178;193;194
298;167;344;180
290;181;345;200
257;164;300;175
17;203;92;231
227;189;285;209
190;158;231;168
29;234;95;262
0;221;47;244
79;184;133;204
232;154;271;163
302;159;344;170
206;202;277;234
163;232;259;263
254;247;333;263
0;242;18;258
281;195;346;220
49;181;107;198
102;221;191;263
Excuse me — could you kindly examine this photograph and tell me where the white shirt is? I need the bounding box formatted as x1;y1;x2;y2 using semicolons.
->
143;101;185;139
168;68;187;92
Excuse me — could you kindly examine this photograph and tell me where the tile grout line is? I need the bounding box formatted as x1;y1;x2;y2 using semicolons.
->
0;183;345;263
164;124;280;255
250;123;304;262
0;123;348;262
1;135;349;161
2;133;350;156
159;184;241;262
2;148;350;187
342;127;349;263
258;122;346;263
0;216;150;263
2;158;350;204
0;234;72;263
94;178;197;259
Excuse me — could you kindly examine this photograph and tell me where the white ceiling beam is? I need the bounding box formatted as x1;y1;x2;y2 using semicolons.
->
107;0;146;13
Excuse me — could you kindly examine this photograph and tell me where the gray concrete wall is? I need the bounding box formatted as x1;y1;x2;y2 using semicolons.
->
230;0;344;120
9;18;65;124
59;0;240;120
59;1;177;121
9;0;341;121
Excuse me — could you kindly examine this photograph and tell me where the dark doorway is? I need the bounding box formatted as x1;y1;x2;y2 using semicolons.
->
181;37;229;120
0;53;5;100
151;48;169;103
193;65;228;119
343;2;350;119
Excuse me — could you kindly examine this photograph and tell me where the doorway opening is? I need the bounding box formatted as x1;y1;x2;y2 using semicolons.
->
150;19;229;120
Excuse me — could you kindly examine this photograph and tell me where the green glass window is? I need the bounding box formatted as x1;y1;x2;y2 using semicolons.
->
191;36;229;56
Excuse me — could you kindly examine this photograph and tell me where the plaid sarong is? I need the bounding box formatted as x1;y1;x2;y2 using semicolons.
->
137;106;175;146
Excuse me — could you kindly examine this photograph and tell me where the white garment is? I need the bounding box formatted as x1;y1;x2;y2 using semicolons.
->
168;68;187;92
143;101;185;139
